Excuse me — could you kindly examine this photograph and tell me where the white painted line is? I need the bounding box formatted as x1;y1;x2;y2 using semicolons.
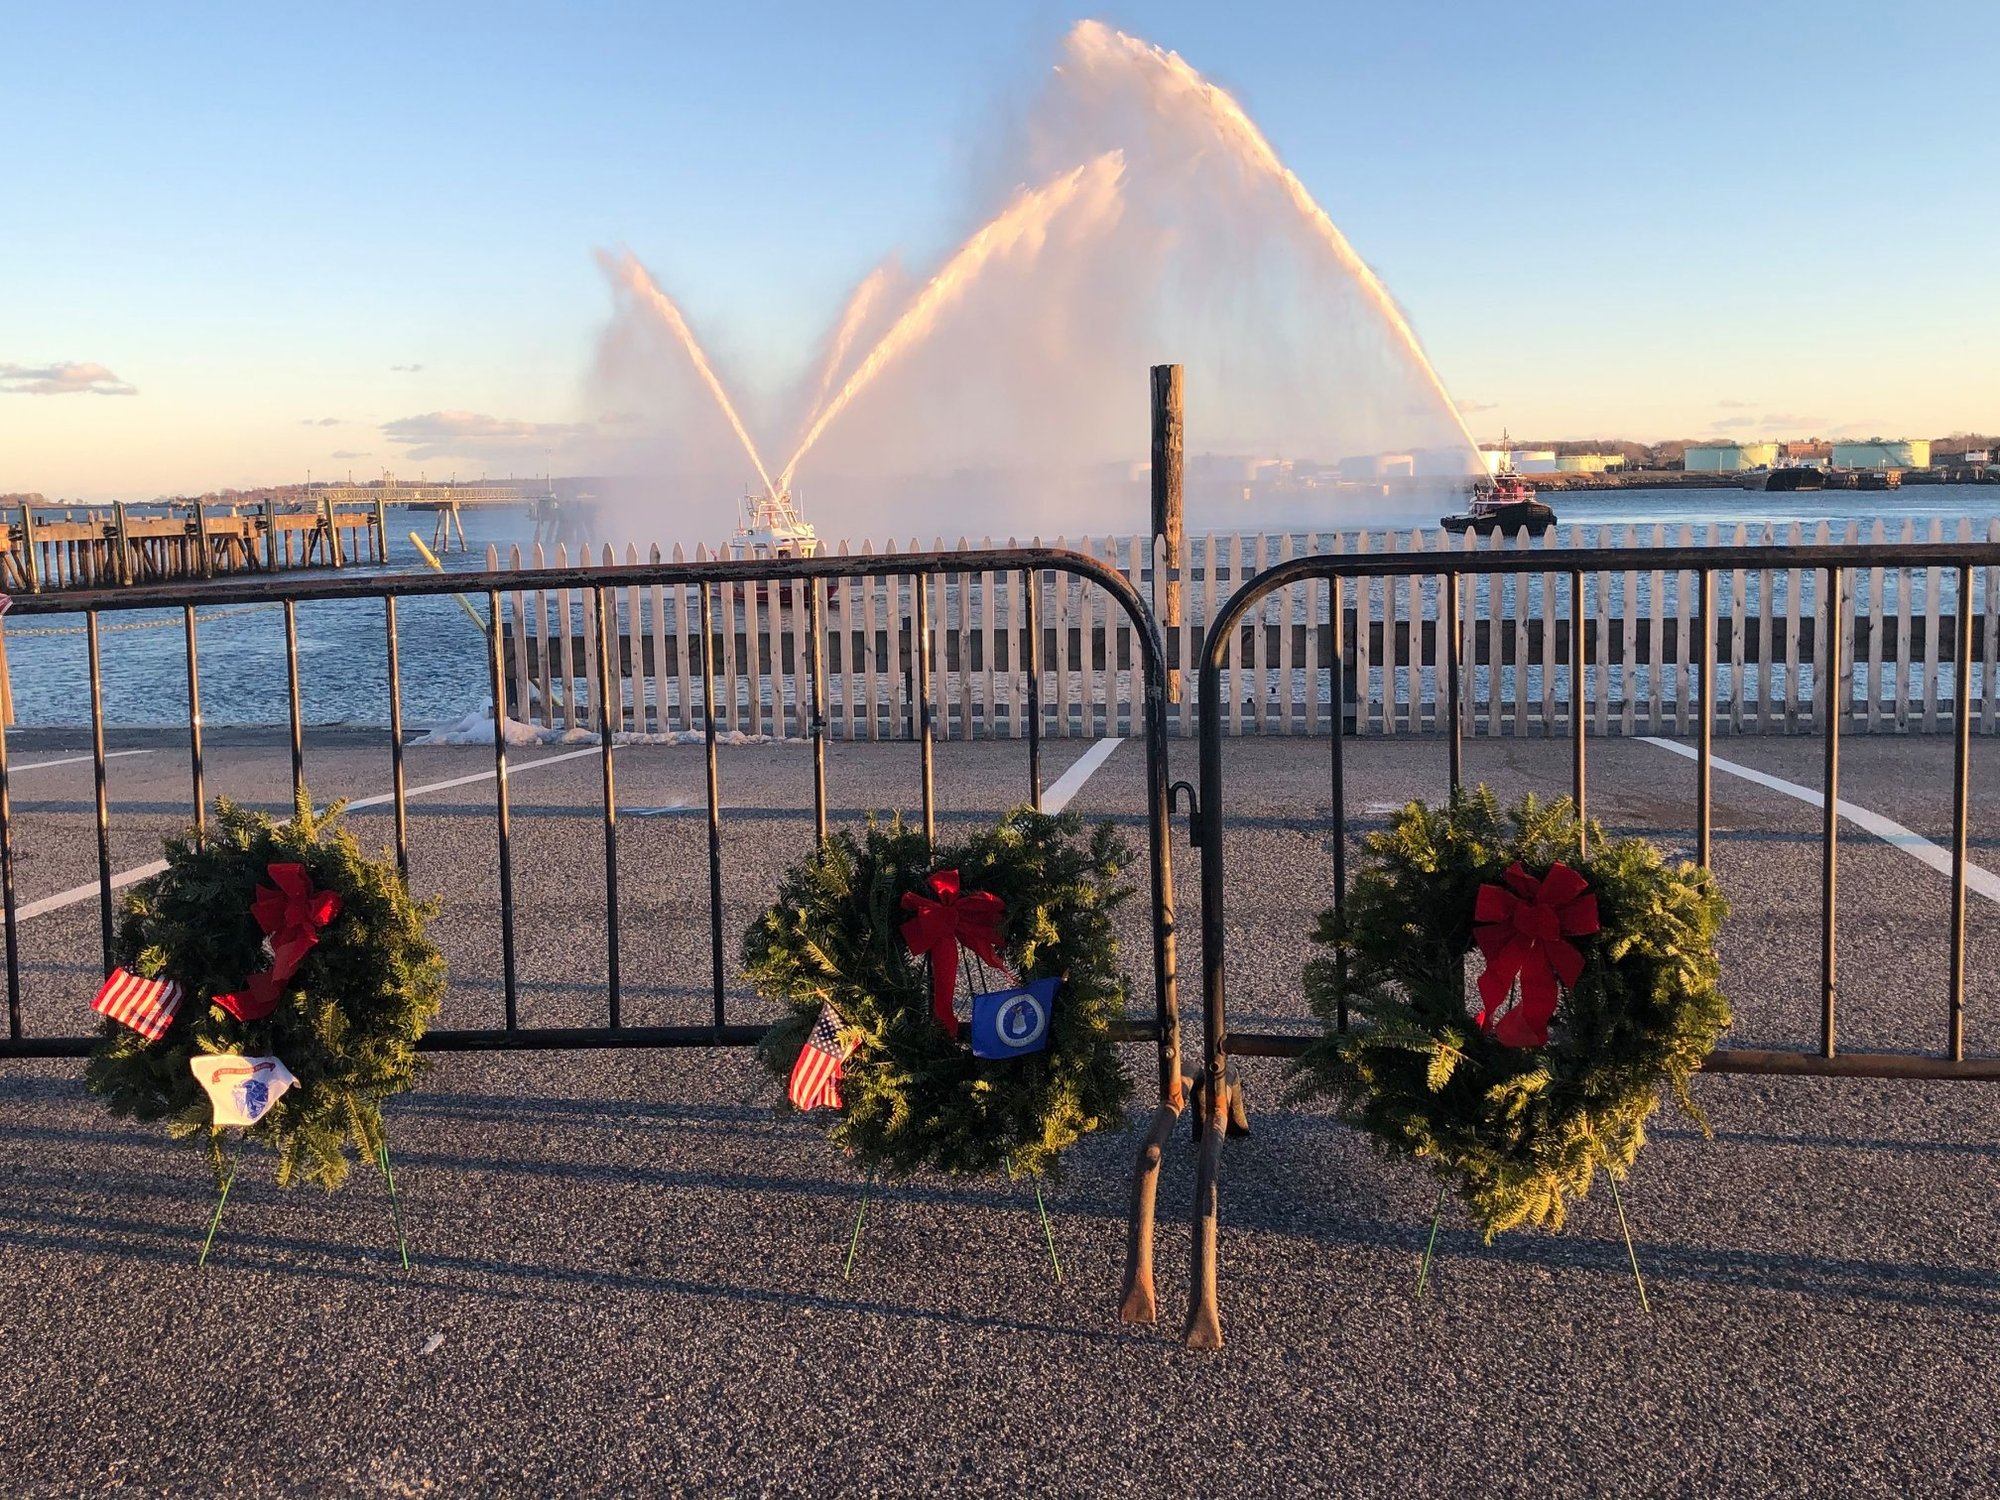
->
1639;736;2000;906
11;750;155;775
16;745;603;924
339;745;601;814
1042;738;1123;814
17;860;169;922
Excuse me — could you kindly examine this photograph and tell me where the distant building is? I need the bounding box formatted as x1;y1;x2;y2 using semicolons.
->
1780;440;1831;467
1555;453;1626;474
1686;442;1780;472
1832;439;1930;470
1510;450;1559;474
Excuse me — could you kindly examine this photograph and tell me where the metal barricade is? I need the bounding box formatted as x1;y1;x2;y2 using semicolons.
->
0;547;1190;1315
1177;538;2000;1348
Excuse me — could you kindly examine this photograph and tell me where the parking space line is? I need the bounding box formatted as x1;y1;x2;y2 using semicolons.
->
1041;738;1122;813
14;745;602;924
1639;736;2000;906
12;750;154;775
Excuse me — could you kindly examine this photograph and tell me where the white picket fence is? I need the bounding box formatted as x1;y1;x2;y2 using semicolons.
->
492;517;2000;739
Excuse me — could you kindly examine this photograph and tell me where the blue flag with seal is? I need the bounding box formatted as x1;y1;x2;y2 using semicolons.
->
970;976;1059;1060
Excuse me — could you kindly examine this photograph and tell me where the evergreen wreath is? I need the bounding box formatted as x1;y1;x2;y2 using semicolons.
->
85;793;446;1190
1289;787;1731;1238
746;809;1135;1180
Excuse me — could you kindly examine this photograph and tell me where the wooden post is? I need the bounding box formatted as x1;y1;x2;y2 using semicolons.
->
322;495;345;567
374;496;389;562
263;496;280;570
1150;364;1185;700
112;501;135;584
191;494;213;578
17;503;39;592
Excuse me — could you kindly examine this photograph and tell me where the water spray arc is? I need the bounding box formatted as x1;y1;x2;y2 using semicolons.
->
1067;21;1481;467
777;151;1127;493
797;262;893;448
598;250;779;496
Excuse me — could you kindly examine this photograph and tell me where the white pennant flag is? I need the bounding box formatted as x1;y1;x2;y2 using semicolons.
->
190;1055;297;1127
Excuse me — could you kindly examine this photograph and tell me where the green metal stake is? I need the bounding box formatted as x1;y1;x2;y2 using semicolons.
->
1033;1180;1063;1283
378;1139;411;1271
198;1150;240;1270
1414;1183;1448;1298
842;1176;872;1280
1603;1165;1652;1315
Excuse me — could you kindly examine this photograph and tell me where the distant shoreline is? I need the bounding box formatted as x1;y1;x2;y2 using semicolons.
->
1517;470;2000;492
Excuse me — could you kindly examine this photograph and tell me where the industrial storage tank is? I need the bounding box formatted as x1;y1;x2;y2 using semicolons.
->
1686;442;1779;472
1832;439;1930;470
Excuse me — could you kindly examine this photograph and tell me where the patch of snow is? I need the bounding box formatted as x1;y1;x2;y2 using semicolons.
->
413;707;795;749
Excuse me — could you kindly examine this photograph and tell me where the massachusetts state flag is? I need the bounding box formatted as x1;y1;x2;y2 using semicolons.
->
92;967;184;1042
788;1003;855;1112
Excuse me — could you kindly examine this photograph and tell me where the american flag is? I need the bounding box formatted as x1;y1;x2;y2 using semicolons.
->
788;1003;854;1112
92;967;183;1042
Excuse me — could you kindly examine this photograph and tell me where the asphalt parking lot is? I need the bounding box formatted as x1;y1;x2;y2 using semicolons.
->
3;723;1998;1495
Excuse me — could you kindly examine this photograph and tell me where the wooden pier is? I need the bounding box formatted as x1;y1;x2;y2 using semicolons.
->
1;497;384;593
0;480;535;592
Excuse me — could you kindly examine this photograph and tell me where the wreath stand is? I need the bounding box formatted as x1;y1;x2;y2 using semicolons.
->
839;1173;1064;1284
1411;1154;1651;1312
197;1133;413;1272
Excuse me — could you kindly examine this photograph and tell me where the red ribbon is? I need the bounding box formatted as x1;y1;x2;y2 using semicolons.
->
216;862;342;1023
1473;861;1598;1048
899;870;1009;1037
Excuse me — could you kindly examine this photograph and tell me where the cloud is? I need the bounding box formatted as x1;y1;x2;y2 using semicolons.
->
1758;413;1824;431
1456;398;1499;414
390;363;424;373
1715;399;1755;410
330;450;372;459
300;416;343;426
382;409;591;461
1709;415;1759;430
0;361;136;396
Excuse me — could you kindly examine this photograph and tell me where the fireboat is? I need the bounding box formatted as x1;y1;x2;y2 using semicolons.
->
1441;471;1558;537
727;488;830;606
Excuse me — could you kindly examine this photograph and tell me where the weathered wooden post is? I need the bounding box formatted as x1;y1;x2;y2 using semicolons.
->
322;495;345;567
18;503;40;592
374;496;390;562
1150;364;1185;701
112;501;135;585
263;495;280;571
191;495;213;578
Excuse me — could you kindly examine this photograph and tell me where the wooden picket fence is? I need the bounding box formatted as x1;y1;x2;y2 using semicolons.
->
492;517;2000;739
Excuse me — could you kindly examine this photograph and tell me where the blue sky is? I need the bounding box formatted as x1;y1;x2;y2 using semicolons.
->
4;0;1996;498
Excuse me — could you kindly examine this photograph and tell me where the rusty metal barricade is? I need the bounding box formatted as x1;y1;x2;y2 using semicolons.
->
0;546;1192;1319
1174;538;2000;1348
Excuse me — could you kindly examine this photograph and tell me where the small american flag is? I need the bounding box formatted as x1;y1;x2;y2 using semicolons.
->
788;1003;854;1112
92;967;183;1042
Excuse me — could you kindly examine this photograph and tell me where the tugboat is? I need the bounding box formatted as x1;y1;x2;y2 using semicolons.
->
727;488;831;606
1441;471;1557;537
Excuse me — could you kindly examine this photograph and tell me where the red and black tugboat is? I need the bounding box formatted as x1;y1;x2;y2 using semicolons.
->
1442;470;1558;537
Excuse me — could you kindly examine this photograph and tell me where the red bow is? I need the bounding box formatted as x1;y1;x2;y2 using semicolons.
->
899;870;1009;1037
1473;861;1598;1048
216;862;342;1023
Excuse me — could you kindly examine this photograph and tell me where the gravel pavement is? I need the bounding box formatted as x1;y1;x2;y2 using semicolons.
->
3;724;1998;1496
